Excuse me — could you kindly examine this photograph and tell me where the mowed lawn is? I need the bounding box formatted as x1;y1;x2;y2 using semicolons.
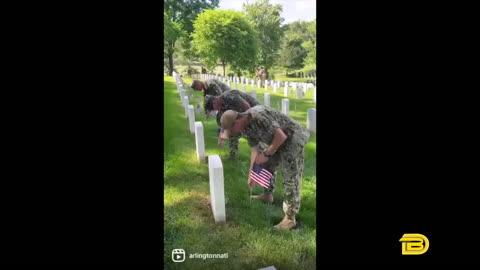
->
164;75;317;270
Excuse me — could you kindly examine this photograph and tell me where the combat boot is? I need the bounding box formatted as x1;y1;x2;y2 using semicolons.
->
273;215;296;230
250;192;273;204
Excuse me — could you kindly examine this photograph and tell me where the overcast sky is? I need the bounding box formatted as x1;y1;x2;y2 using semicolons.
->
218;0;316;24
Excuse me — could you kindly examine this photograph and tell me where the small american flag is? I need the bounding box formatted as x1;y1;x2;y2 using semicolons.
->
196;104;203;114
249;163;273;189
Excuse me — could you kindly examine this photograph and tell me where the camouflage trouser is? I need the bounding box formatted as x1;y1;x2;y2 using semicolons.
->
228;135;240;159
261;143;305;218
216;113;222;134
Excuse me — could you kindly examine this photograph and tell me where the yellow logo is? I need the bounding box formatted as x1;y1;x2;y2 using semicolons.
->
399;234;429;255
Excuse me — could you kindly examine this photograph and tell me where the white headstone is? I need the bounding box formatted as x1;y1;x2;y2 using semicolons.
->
179;88;184;99
258;266;277;270
195;122;205;162
183;96;189;117
284;84;288;97
251;79;254;87
251;89;257;99
235;82;238;90
257;80;261;89
307;108;316;133
208;155;226;223
281;99;289;115
188;105;195;134
297;88;303;99
273;83;277;93
245;78;249;85
264;93;270;107
265;80;269;90
313;87;316;104
303;83;307;93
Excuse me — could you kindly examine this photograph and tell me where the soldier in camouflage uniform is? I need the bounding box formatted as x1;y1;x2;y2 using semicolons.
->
256;66;267;87
190;79;230;98
220;106;310;230
204;90;261;159
191;79;231;133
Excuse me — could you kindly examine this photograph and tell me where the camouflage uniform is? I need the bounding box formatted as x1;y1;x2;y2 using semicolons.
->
203;79;230;97
202;79;231;133
240;106;310;218
207;90;261;159
220;91;260;159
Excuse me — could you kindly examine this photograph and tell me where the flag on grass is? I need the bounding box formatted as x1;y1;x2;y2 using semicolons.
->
249;163;273;189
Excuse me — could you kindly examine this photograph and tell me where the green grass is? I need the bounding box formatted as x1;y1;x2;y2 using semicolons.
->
164;75;316;269
272;72;315;83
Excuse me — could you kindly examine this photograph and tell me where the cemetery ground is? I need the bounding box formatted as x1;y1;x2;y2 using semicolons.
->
164;76;316;269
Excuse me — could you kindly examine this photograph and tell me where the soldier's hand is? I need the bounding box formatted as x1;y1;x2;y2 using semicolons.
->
220;132;228;140
255;152;269;164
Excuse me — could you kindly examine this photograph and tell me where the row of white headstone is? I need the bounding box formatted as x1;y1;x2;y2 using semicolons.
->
173;72;226;223
193;73;315;82
227;81;316;103
180;74;316;132
192;73;316;101
174;72;316;133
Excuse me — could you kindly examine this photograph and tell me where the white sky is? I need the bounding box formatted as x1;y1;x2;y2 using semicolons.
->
218;0;316;24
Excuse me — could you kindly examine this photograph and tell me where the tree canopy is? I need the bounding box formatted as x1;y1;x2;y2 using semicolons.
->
164;0;219;75
277;21;310;73
192;9;258;76
164;0;316;77
302;19;316;67
243;0;284;77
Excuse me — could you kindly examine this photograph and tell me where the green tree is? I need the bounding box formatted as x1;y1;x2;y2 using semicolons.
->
164;12;184;75
192;9;258;77
243;0;284;78
164;0;219;76
278;21;310;75
302;19;316;67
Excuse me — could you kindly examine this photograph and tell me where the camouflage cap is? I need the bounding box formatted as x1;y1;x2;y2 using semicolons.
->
204;95;216;112
190;80;201;89
220;110;238;139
